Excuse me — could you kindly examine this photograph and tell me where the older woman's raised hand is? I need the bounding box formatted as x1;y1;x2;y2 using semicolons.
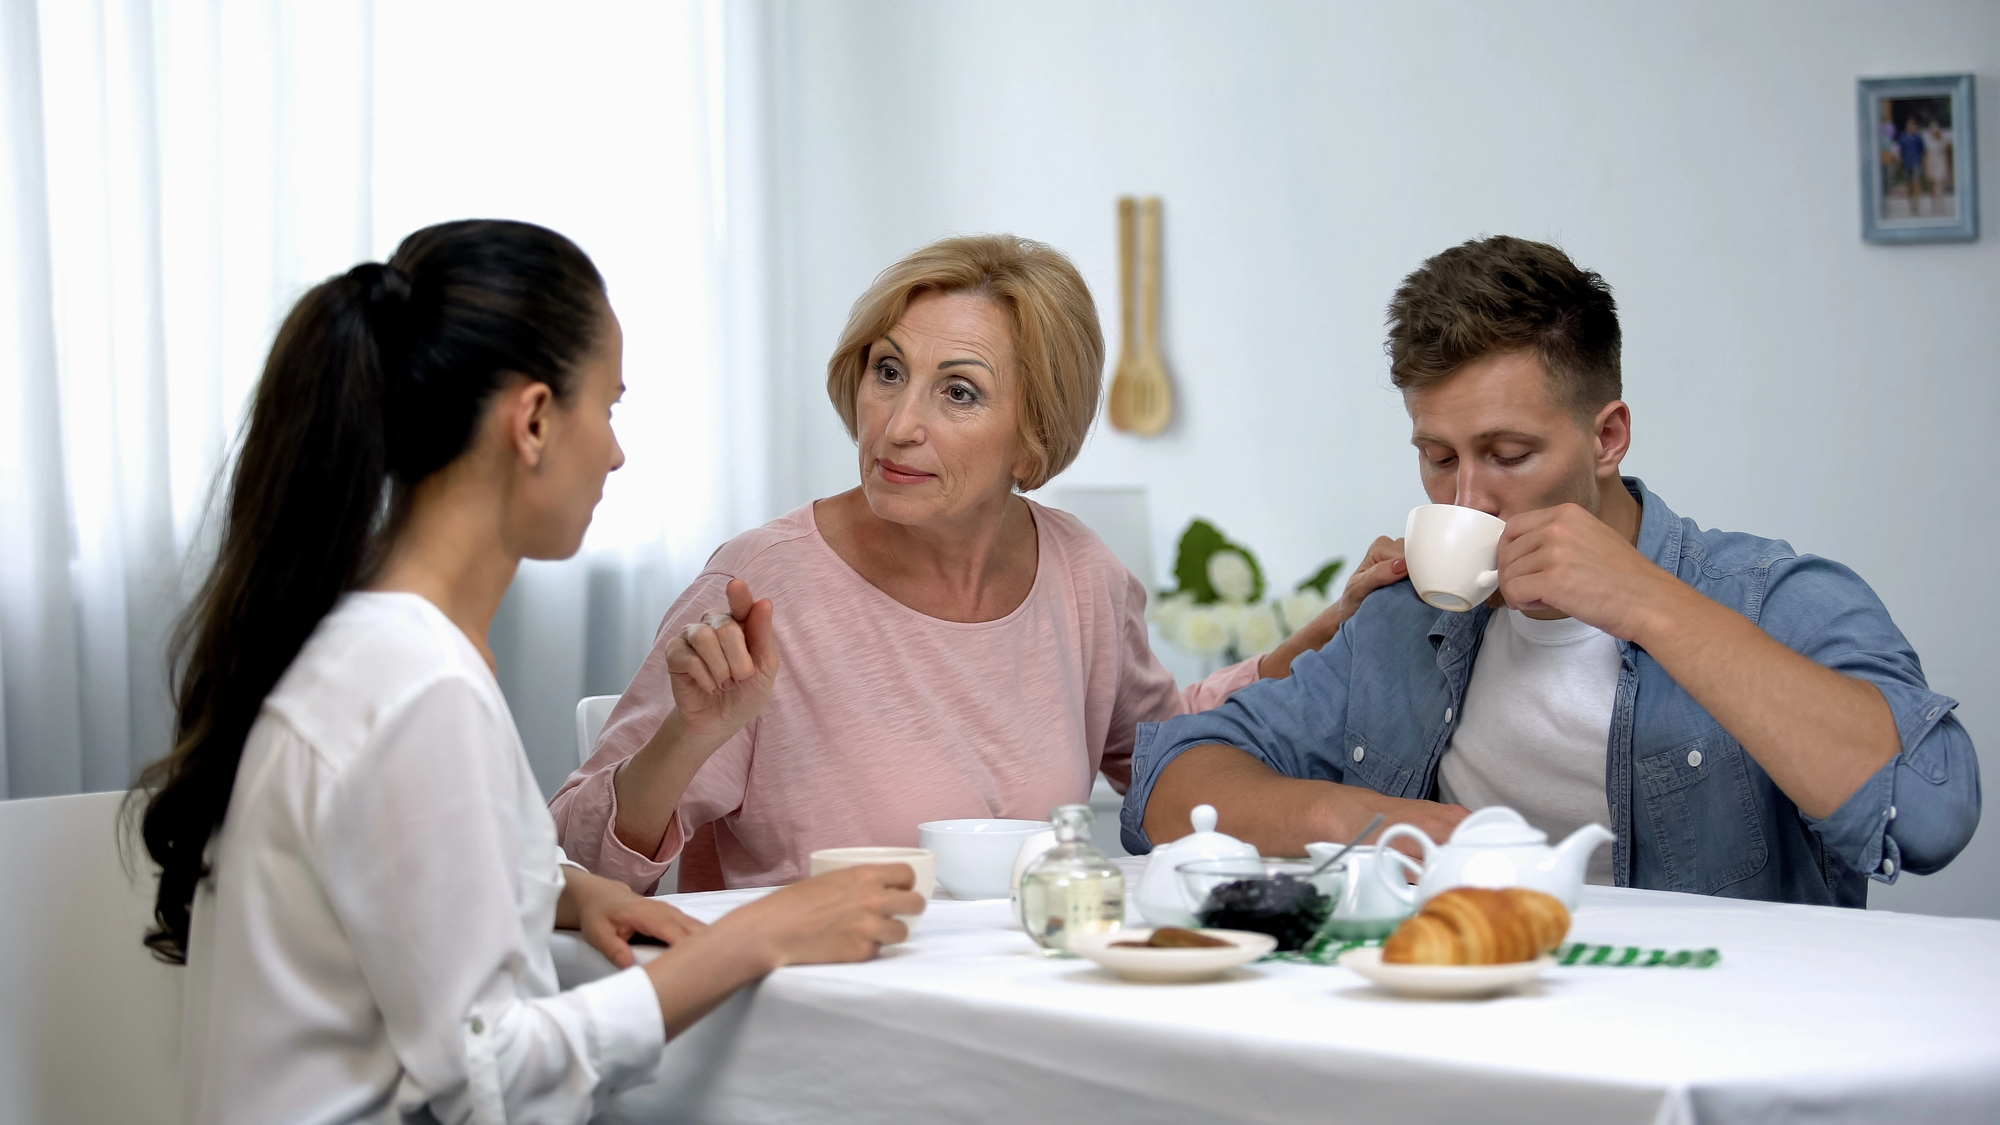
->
665;577;780;743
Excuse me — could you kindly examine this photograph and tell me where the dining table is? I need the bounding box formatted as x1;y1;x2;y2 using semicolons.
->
555;855;2000;1124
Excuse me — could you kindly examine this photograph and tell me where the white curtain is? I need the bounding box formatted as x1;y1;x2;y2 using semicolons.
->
0;0;775;800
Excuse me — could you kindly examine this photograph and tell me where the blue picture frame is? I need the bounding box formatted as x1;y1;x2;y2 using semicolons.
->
1859;75;1978;243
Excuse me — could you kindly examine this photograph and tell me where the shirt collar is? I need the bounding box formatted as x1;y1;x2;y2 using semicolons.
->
1428;601;1490;658
1627;475;1682;569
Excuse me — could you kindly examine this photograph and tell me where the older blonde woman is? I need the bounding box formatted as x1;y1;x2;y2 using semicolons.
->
550;235;1385;892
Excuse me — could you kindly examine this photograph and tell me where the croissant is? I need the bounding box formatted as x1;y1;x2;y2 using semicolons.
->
1378;913;1464;964
1502;886;1571;954
1381;887;1570;965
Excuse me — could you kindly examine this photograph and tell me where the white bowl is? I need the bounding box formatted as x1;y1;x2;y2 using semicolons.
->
918;819;1050;900
1337;946;1553;998
1067;928;1276;982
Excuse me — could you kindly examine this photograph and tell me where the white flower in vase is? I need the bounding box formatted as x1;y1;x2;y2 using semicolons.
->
1148;591;1195;635
1175;606;1231;655
1211;600;1247;638
1157;516;1347;669
1278;590;1332;635
1206;549;1256;605
1235;603;1285;655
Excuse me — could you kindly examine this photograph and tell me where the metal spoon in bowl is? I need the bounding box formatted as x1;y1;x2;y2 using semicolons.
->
1308;813;1385;878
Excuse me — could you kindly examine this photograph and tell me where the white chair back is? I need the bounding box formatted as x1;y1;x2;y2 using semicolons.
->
575;695;620;768
574;694;682;893
0;791;180;1124
1050;485;1155;587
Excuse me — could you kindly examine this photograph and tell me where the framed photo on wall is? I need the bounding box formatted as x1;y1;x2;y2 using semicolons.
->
1858;74;1978;243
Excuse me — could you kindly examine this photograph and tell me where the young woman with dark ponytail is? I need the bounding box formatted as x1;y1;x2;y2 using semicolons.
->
133;219;922;1123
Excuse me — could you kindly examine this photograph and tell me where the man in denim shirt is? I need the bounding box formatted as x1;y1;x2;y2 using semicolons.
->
1125;237;1979;906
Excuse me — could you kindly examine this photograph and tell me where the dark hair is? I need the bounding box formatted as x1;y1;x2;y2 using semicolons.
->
129;219;607;963
1385;235;1621;416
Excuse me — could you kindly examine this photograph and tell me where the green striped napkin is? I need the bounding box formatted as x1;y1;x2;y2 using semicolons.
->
1263;935;1379;965
1263;936;1722;968
1557;942;1721;968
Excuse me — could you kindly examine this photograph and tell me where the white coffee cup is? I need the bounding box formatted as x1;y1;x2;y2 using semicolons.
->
807;846;935;928
918;819;1049;900
1404;504;1506;612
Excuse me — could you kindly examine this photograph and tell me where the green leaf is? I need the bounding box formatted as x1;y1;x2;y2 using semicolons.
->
1296;559;1346;597
1171;519;1229;603
1169;519;1268;605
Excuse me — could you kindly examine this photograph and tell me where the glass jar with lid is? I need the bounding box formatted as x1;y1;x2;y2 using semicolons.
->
1019;804;1125;955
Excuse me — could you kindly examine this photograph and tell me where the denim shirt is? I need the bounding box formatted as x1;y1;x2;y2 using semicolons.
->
1123;479;1981;907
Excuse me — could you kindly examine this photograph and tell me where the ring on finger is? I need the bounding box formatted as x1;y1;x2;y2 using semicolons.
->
702;610;734;631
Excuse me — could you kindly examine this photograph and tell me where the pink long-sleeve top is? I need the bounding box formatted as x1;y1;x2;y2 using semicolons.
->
549;500;1260;893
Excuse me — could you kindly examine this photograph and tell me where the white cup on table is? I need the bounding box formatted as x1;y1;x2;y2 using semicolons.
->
808;846;936;929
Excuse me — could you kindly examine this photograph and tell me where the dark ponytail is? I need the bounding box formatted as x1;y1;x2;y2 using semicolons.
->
132;220;607;962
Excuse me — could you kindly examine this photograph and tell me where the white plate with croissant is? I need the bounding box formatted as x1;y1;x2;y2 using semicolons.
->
1338;886;1570;998
1338;946;1555;998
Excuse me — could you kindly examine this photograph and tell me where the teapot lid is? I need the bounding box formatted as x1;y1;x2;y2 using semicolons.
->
1448;806;1547;847
1154;804;1259;862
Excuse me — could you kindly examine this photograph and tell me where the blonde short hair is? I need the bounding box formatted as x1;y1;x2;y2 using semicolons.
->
826;234;1103;492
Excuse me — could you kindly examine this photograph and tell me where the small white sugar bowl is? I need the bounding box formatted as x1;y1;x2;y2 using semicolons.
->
1135;804;1260;927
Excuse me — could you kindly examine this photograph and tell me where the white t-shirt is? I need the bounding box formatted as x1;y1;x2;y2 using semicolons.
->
181;592;665;1124
1437;608;1619;886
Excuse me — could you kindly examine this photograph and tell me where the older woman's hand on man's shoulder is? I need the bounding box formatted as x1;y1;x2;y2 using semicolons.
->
1258;536;1411;679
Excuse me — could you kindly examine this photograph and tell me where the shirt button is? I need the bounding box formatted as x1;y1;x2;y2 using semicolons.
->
1927;706;1940;720
1888;805;1898;821
470;1017;486;1035
1444;707;1454;724
1352;746;1365;763
1880;858;1896;877
1686;749;1703;768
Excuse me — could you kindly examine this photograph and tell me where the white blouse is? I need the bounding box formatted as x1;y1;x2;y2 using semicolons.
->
181;592;664;1124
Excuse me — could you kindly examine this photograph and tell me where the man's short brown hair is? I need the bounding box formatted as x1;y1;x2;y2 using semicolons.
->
1386;235;1621;415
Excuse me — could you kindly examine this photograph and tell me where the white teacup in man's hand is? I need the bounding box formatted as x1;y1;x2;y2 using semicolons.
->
1404;505;1505;612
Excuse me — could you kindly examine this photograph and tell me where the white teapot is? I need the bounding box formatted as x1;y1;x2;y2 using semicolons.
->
1134;804;1260;927
1373;806;1612;911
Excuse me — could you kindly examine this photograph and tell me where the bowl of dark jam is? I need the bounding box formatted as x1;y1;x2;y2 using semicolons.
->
1176;858;1340;952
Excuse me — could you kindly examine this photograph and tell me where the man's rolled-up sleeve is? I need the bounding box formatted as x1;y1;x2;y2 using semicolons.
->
1809;681;1979;881
1120;627;1356;854
1761;555;1982;881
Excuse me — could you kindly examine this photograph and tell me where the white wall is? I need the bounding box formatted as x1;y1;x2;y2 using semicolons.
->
760;1;2000;917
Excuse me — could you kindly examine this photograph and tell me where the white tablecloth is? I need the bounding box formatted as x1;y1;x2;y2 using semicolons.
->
555;857;2000;1124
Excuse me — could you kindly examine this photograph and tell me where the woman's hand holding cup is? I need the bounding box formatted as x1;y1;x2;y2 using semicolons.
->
716;864;928;969
665;577;779;743
636;864;925;1039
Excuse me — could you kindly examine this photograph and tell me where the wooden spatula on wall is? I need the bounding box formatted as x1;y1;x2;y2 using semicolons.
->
1107;196;1173;436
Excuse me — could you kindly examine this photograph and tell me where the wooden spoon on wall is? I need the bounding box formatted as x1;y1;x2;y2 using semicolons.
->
1107;196;1140;432
1124;197;1173;436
